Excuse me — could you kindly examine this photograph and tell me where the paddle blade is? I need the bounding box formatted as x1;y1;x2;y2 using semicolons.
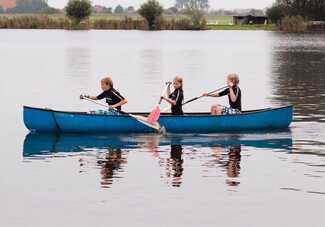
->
147;106;161;124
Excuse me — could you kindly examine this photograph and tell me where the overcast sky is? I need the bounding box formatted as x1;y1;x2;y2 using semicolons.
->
48;0;275;9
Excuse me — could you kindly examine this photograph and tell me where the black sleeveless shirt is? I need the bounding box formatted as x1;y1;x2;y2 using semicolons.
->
219;87;242;111
169;88;184;115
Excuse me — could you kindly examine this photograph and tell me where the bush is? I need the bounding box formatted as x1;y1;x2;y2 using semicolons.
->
66;0;92;24
138;0;163;30
281;15;306;33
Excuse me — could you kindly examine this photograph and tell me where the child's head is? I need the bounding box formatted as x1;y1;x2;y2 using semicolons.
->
173;76;183;90
101;77;113;91
227;73;239;86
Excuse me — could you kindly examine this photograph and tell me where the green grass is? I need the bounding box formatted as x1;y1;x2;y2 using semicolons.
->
206;15;233;25
208;24;278;31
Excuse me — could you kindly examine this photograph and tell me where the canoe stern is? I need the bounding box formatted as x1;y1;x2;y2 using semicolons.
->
23;106;59;132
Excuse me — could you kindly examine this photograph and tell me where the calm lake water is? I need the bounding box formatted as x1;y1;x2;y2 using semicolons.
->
0;30;325;227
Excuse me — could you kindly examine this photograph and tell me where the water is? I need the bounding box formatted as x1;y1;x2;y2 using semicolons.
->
0;30;325;227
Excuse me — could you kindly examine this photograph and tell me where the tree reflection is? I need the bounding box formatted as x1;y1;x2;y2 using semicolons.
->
271;35;325;122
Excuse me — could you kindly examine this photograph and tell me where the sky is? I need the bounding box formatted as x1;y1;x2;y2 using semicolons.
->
48;0;275;10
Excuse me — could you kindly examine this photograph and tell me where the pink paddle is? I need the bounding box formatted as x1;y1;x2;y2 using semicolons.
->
147;85;168;124
147;105;161;124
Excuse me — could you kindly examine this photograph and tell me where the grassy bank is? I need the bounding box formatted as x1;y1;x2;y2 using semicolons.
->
0;14;276;31
208;24;278;31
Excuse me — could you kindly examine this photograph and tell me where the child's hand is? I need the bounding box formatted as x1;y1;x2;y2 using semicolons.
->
80;95;84;99
202;93;209;97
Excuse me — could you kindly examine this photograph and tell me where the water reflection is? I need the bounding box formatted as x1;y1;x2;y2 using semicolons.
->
205;145;241;186
23;132;292;188
96;149;127;188
225;146;241;186
164;144;184;187
271;33;325;122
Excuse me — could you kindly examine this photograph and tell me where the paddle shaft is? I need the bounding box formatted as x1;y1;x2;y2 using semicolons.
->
160;86;228;113
182;86;228;106
82;96;162;131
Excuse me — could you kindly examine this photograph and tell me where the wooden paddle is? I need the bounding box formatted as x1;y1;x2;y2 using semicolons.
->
81;96;165;133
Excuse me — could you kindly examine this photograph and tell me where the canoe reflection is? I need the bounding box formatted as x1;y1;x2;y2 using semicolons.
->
23;132;292;157
23;132;292;188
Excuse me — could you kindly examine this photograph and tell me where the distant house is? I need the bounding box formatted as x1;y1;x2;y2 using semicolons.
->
307;21;325;31
233;15;268;25
0;0;16;10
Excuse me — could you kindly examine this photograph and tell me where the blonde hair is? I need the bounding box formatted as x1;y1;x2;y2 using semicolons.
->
174;76;183;89
227;73;239;85
101;77;113;88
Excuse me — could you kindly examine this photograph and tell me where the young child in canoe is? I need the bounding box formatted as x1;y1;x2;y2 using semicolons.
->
80;76;128;111
161;76;184;115
203;73;241;115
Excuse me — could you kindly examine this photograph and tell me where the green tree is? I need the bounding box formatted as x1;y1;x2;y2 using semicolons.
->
184;0;209;30
275;0;325;21
138;0;163;30
114;5;124;13
266;4;284;23
66;0;92;24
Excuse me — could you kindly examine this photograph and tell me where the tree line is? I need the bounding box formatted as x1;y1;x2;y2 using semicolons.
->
267;0;325;23
66;0;210;30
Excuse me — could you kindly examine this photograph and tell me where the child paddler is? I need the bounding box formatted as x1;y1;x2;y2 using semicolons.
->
80;76;128;111
160;76;184;115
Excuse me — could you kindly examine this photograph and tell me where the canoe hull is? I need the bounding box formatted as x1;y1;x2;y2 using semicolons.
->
23;106;293;133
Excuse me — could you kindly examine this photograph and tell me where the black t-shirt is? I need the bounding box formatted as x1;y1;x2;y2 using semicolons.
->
219;87;242;111
97;88;125;110
169;88;184;115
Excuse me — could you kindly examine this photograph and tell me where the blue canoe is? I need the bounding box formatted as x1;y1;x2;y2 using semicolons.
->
23;105;293;133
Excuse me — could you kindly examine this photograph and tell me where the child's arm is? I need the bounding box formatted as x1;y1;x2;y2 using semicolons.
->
161;96;176;106
110;99;128;109
80;95;98;100
228;81;238;102
203;92;220;97
166;82;172;97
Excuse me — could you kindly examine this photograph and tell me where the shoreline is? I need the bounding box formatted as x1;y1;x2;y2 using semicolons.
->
0;13;278;31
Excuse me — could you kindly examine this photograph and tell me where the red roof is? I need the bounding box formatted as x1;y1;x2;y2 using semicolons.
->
0;0;16;9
